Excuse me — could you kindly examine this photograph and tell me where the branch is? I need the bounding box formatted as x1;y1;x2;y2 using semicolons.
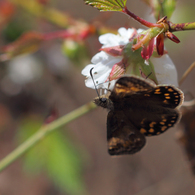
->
169;22;195;31
123;6;163;28
0;101;97;172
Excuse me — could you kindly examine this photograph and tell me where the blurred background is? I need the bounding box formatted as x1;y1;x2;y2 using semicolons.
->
0;0;195;194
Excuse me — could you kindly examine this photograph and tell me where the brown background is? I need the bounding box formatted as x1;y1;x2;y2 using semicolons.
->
0;0;195;195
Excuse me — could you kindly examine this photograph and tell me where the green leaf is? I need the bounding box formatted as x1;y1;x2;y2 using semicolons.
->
163;0;176;19
84;0;127;12
16;117;87;195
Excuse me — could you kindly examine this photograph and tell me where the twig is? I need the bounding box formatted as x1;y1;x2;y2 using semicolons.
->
179;62;195;86
0;101;96;172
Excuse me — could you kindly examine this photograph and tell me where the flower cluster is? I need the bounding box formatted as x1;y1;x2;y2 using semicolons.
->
82;27;178;93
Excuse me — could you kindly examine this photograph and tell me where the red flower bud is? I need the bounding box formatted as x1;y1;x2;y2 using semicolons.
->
156;34;164;56
166;32;180;43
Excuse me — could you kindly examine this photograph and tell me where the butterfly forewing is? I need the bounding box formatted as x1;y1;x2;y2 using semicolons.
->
111;76;155;98
110;76;183;108
143;86;183;108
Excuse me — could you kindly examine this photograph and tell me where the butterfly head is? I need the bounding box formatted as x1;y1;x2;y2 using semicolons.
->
94;95;114;110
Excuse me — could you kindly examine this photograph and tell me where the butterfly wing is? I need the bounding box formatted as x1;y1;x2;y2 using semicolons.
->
109;76;184;136
107;110;146;155
110;76;183;108
110;76;155;97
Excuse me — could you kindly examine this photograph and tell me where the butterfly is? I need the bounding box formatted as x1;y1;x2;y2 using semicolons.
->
94;76;184;155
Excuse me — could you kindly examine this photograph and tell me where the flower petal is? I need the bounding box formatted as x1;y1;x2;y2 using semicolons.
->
81;64;95;76
150;54;178;86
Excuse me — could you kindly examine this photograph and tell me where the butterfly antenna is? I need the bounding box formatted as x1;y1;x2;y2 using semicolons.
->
90;68;101;99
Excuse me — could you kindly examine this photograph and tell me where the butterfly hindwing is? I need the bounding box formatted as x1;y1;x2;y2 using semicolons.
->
107;111;146;155
130;108;180;136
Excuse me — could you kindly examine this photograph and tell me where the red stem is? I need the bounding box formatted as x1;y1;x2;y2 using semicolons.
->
43;26;96;41
43;30;73;40
123;6;162;28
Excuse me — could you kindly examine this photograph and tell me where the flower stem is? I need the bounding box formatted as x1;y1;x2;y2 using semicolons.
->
0;101;97;172
123;6;162;28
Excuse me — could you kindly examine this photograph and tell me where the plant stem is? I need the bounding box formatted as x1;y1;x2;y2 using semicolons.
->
0;101;97;172
123;7;162;28
169;22;195;31
179;62;195;86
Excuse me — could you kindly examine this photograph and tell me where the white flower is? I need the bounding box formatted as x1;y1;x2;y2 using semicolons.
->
151;54;178;86
82;27;178;92
82;27;133;91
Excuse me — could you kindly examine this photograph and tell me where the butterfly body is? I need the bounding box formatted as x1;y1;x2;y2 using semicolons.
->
94;76;184;155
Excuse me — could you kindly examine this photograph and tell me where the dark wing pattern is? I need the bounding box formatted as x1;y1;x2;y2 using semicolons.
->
110;76;155;97
94;76;184;155
142;85;183;108
107;111;146;155
110;76;183;108
109;76;184;136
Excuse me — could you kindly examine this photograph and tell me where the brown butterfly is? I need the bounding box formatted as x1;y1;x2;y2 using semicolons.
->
94;76;184;155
